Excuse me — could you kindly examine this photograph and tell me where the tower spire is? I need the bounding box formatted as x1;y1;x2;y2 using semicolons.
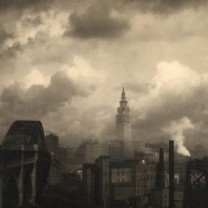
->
121;86;126;101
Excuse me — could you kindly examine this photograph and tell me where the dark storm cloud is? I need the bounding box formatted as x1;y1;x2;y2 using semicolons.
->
0;71;89;128
0;43;22;59
64;2;130;39
0;26;19;60
0;27;13;44
0;0;53;11
114;0;208;14
1;0;206;13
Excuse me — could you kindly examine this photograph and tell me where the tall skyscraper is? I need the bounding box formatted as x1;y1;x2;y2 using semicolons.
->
116;87;132;158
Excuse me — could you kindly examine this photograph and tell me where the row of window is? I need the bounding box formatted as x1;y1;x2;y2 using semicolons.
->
137;175;156;181
137;182;155;188
117;178;126;183
137;189;152;195
137;165;156;171
117;172;125;176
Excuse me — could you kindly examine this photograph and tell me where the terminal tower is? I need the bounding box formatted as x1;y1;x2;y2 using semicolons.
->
116;87;132;158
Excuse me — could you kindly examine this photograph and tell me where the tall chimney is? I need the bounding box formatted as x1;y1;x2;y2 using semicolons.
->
157;148;165;188
169;140;174;208
183;157;191;208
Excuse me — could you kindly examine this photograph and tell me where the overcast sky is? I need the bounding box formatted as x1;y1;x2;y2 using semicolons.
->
1;0;208;150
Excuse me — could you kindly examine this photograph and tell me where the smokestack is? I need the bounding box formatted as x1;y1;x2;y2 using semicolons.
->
169;140;175;208
157;148;165;188
183;157;191;208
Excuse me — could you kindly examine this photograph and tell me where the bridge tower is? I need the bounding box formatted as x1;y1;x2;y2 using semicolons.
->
0;120;51;208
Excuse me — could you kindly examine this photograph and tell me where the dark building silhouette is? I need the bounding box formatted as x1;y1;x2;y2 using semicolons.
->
184;157;208;208
169;140;175;208
0;120;51;208
45;133;70;167
46;133;59;155
152;142;184;208
152;148;169;208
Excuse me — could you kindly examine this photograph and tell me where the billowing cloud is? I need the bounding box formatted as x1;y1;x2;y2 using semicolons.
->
0;70;94;138
162;117;194;156
65;2;130;39
1;0;208;154
23;69;50;88
1;71;83;116
131;61;208;151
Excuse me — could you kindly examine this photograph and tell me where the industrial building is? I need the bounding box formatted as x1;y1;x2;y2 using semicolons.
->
82;156;156;208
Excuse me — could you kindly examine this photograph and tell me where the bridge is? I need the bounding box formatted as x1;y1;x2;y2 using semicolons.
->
184;157;208;208
0;120;52;208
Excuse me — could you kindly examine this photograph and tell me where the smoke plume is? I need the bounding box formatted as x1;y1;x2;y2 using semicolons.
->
163;117;194;156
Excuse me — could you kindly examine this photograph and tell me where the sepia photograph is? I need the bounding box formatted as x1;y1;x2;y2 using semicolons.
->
0;0;208;207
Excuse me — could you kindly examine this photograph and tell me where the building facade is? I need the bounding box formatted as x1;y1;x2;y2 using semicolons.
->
85;144;110;163
82;157;157;208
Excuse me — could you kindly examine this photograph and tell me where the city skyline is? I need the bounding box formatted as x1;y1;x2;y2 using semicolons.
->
1;0;208;152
